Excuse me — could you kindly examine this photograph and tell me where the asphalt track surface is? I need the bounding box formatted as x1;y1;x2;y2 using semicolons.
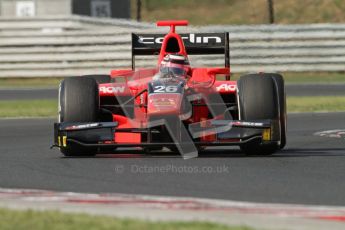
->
0;84;344;100
0;113;344;206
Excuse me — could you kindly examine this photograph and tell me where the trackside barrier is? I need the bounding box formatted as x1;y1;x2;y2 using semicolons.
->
0;16;344;77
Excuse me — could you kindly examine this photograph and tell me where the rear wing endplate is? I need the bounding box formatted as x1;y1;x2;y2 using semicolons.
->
131;32;229;70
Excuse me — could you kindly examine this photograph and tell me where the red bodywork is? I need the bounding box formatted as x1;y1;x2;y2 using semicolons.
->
98;21;236;144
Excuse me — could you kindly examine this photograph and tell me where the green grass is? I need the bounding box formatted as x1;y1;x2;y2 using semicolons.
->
0;96;345;118
281;72;345;84
0;208;249;230
288;96;345;113
131;0;345;25
0;73;344;89
0;78;62;89
0;99;57;118
230;72;345;84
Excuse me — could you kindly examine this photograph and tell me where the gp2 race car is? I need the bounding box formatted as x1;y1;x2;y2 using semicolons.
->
53;20;286;158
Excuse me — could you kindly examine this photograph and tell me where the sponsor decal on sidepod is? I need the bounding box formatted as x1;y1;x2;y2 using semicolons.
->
216;83;237;92
99;86;125;94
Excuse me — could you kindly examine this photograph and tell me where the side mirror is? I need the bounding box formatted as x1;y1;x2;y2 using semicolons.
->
188;68;229;88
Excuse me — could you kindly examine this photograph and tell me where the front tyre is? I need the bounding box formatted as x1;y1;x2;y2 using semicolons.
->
237;74;280;155
58;77;99;156
270;74;287;149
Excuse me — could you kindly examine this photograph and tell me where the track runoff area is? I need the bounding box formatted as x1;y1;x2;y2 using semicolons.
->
0;111;345;229
0;188;345;230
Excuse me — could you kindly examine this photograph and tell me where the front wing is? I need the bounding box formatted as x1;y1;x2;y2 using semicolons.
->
53;119;279;151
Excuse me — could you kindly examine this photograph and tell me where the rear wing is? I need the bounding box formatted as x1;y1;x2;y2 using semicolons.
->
131;32;230;70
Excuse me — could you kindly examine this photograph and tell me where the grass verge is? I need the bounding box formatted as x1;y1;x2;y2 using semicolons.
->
0;208;249;230
0;99;57;118
0;97;345;118
287;96;345;113
277;72;345;84
0;73;344;89
130;0;345;25
0;78;62;89
230;72;345;84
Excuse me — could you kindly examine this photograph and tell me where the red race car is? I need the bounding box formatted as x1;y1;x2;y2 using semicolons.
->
53;20;286;158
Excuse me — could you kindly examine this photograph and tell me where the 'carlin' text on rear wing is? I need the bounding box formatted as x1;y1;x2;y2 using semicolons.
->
131;32;229;69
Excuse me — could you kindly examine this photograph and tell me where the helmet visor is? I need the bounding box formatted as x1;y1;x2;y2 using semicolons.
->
160;67;186;76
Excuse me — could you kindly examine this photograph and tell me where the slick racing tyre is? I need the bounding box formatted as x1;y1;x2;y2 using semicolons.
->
270;73;287;149
85;75;111;84
237;74;280;155
58;77;99;157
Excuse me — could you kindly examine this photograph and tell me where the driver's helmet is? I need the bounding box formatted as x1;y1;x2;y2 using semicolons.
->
159;54;191;78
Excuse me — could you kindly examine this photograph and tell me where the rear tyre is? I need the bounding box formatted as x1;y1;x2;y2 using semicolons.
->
58;77;99;157
270;74;287;149
237;74;280;155
85;75;111;84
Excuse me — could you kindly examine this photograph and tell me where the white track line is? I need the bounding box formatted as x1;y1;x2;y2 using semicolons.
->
314;129;345;139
